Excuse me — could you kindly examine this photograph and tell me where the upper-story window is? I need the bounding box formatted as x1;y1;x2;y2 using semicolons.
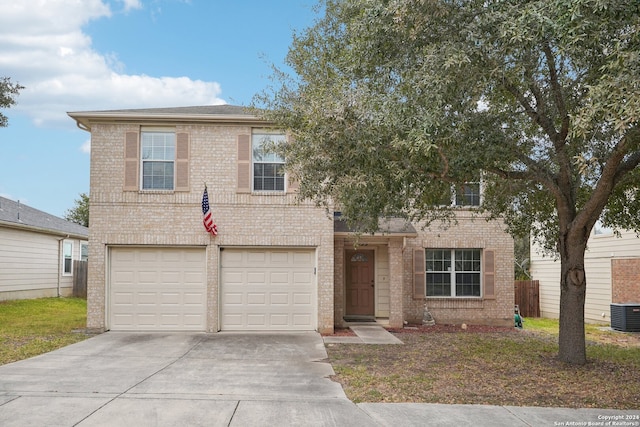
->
141;131;175;190
252;131;286;192
454;182;481;206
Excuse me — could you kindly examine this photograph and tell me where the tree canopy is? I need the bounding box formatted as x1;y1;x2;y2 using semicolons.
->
0;77;24;128
64;193;89;228
259;0;640;364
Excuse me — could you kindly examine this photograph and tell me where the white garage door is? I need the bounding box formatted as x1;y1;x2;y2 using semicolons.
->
109;247;206;331
220;248;316;331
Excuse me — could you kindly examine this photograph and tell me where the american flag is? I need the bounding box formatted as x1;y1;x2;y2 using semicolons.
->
202;186;218;236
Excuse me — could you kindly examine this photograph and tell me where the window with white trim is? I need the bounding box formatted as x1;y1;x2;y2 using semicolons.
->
426;249;481;297
141;131;175;190
80;242;88;261
454;183;481;206
62;241;73;276
252;131;286;192
594;220;613;236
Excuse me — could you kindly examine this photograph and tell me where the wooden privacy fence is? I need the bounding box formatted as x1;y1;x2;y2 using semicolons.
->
514;280;540;318
73;260;88;299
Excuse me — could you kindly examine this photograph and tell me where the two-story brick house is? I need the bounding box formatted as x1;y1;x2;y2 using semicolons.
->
69;105;514;334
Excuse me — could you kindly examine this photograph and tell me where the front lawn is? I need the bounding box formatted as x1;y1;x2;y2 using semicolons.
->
326;321;640;409
0;297;90;366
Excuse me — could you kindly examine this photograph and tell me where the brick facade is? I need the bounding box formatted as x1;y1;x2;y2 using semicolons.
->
334;212;514;328
76;106;514;333
611;259;640;303
85;119;334;333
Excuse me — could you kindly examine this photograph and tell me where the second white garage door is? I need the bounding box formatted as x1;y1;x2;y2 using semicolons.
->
220;248;316;331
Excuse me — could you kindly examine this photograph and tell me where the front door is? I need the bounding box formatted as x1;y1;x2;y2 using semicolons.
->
346;250;375;316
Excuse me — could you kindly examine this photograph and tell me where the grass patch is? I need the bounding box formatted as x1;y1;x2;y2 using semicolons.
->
0;297;90;366
326;323;640;409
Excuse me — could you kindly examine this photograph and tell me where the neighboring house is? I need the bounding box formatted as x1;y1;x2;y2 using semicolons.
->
530;223;640;323
0;196;88;301
68;105;514;333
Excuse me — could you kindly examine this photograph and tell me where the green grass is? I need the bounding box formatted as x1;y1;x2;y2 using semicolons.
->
523;316;640;364
0;297;89;365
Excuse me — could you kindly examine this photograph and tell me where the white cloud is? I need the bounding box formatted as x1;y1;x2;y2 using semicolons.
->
80;139;91;154
119;0;142;12
0;0;224;128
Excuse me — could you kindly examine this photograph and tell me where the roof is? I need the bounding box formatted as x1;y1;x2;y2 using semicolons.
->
0;196;88;239
68;104;266;130
334;216;417;236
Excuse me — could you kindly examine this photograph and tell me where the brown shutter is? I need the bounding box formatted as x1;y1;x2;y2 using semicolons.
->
413;249;426;299
483;249;495;299
175;132;190;191
124;132;139;191
237;134;251;193
287;173;299;193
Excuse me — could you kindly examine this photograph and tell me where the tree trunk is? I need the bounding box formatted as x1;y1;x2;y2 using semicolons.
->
557;234;588;365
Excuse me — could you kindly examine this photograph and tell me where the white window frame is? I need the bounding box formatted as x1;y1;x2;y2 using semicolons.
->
62;240;73;276
593;220;613;237
425;249;482;297
80;242;89;262
251;130;286;192
454;182;481;206
140;130;176;190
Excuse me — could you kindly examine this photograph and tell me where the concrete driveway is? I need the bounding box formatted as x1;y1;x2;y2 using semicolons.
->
0;332;373;426
1;332;638;426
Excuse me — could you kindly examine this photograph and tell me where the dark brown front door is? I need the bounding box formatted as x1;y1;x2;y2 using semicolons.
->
346;250;375;316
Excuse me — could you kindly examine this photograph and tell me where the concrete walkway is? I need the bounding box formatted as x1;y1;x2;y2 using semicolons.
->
323;325;403;345
0;332;638;426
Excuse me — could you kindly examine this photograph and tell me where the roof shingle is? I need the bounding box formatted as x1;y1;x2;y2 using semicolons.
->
0;196;88;238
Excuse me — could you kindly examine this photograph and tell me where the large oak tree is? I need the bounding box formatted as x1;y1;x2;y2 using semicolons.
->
0;77;23;127
258;0;640;365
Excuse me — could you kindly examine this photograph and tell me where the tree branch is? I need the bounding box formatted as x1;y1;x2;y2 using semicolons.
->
542;42;570;141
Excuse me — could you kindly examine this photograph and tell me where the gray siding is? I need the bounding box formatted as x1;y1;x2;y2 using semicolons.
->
0;227;86;300
530;229;640;323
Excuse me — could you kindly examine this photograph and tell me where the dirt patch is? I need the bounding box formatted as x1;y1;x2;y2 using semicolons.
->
326;324;640;409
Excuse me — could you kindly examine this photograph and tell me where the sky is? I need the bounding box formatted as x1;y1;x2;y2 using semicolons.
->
0;0;319;217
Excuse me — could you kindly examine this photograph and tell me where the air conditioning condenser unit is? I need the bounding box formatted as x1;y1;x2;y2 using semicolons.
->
610;303;640;332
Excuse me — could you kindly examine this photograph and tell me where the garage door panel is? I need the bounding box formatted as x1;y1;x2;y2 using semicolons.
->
293;251;313;264
247;314;266;325
184;292;204;304
269;252;289;264
222;270;243;283
293;272;312;284
224;293;243;304
221;248;316;331
270;293;289;305
109;247;206;331
293;293;312;304
247;272;266;283
161;293;180;305
247;293;266;305
270;272;290;283
184;272;204;284
293;314;312;326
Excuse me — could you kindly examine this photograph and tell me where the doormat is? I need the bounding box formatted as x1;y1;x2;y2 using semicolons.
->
343;315;376;322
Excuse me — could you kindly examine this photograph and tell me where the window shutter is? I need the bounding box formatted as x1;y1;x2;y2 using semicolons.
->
175;132;190;191
287;173;299;193
124;132;139;191
237;134;251;193
413;249;426;299
483;249;496;299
